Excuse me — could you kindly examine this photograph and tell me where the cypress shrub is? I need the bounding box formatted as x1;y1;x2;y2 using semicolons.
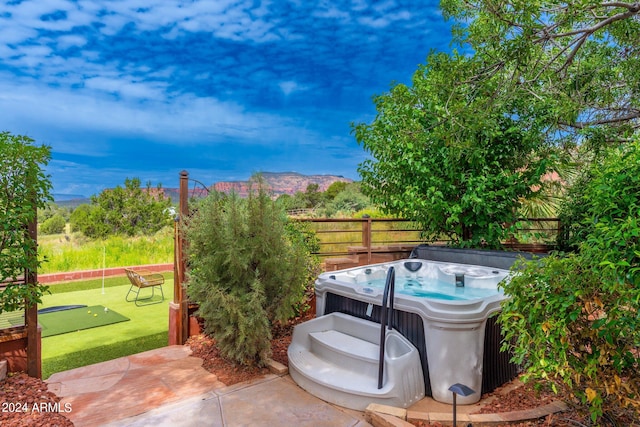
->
185;186;318;366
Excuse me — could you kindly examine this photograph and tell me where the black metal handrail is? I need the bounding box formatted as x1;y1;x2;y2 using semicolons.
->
378;266;395;389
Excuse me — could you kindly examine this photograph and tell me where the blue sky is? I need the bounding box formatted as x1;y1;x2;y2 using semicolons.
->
1;0;452;197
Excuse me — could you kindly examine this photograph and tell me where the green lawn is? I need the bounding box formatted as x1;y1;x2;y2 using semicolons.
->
40;276;173;379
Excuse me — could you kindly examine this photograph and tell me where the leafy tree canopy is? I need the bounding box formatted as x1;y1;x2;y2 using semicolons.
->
72;178;172;239
441;0;640;150
354;53;552;247
500;138;640;421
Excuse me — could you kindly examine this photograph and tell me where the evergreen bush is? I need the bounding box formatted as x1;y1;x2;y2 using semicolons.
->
185;186;319;366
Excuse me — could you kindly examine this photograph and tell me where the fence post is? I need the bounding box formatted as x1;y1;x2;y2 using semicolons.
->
26;200;40;378
362;215;372;264
169;170;189;345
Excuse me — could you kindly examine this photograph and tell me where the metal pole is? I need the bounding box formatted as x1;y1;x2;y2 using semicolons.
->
452;391;457;426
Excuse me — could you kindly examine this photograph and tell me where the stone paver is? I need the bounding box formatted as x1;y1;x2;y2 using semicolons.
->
46;346;370;427
46;345;568;427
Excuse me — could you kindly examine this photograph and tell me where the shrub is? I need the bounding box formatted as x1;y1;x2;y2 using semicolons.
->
185;186;319;366
40;213;66;235
499;140;640;422
69;204;92;233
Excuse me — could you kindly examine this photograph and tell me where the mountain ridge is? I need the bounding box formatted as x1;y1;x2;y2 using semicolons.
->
212;172;353;197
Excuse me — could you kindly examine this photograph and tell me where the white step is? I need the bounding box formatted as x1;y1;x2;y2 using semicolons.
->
309;329;379;372
288;345;390;395
288;312;425;410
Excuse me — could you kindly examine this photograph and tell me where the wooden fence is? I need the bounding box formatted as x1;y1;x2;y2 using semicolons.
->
295;217;559;270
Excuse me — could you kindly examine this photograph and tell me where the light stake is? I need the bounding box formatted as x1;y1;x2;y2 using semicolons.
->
448;383;475;427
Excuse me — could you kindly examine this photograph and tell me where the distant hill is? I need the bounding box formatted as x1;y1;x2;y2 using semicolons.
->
156;172;353;201
211;172;353;198
53;194;86;201
53;194;91;208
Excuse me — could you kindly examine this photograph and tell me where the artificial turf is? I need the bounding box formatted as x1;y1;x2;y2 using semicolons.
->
38;305;129;338
40;279;172;379
43;331;168;380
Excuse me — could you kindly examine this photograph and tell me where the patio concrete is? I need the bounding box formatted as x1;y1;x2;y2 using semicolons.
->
46;346;370;427
46;345;568;427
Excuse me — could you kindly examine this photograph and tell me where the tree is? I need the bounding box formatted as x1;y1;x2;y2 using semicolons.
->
185;186;318;366
303;183;324;208
38;202;70;224
40;214;66;235
354;53;551;248
69;203;92;233
324;180;348;201
440;0;640;150
323;183;371;217
0;132;51;313
75;178;173;238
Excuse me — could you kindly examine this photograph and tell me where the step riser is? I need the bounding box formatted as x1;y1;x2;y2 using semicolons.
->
309;341;381;378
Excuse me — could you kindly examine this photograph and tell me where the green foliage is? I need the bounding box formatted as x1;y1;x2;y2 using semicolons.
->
352;207;386;219
354;53;550;248
185;186;319;366
500;141;640;421
275;193;301;211
303;183;324;208
69;203;92;234
324;181;348;200
74;178;173;238
40;213;66;235
0;131;51;313
322;183;371;217
440;0;640;149
38;203;71;223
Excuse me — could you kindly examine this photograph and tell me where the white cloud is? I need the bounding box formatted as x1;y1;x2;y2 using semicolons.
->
84;76;167;100
0;77;318;151
279;80;307;96
57;34;88;49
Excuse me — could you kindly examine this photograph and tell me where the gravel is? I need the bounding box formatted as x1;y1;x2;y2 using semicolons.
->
0;372;74;427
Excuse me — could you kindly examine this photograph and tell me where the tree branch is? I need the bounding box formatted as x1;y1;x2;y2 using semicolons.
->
559;112;640;129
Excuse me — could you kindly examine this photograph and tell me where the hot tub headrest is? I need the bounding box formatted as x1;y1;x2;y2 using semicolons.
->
409;244;543;270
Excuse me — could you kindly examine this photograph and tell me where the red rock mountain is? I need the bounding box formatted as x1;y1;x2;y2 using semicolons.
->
153;172;353;200
212;172;353;197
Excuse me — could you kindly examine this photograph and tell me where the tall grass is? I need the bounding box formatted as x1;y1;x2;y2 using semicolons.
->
38;227;173;274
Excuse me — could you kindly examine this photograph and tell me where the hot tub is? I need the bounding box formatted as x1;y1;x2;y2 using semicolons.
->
315;253;520;404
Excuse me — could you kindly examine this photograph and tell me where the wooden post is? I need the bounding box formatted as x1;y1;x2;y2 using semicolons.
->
26;197;40;378
362;215;372;264
178;171;189;344
169;170;190;345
